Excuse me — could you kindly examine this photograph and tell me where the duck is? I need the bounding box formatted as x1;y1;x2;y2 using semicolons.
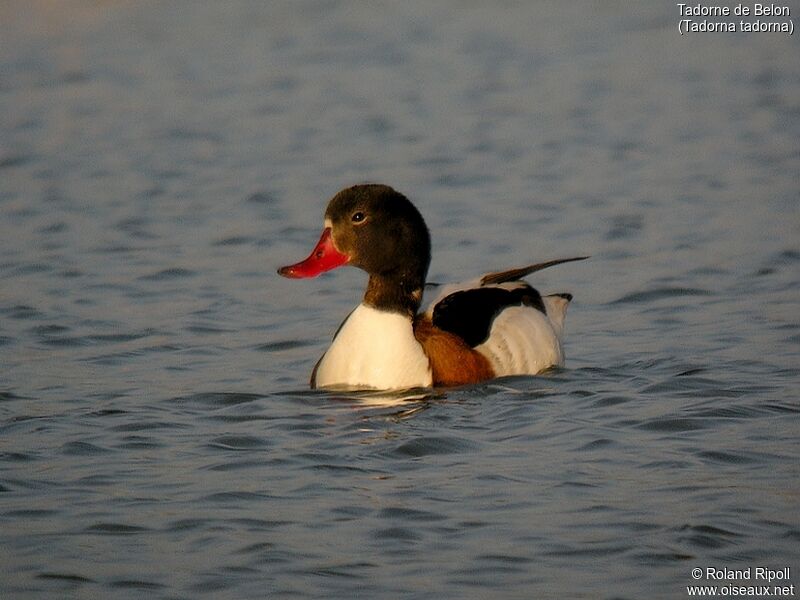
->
278;184;587;391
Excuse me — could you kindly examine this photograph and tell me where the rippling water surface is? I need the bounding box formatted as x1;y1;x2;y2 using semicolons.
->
1;2;798;598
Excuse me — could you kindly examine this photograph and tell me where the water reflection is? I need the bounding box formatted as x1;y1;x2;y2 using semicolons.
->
323;386;437;406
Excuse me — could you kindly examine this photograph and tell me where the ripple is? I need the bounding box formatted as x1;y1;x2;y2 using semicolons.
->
310;563;375;579
677;524;742;549
0;450;37;462
165;518;211;531
11;263;53;276
640;377;744;397
108;579;165;591
591;395;632;407
255;339;316;352
37;572;94;583
378;507;446;522
606;213;644;240
61;441;111;456
697;450;758;465
174;392;264;408
638;418;706;432
612;287;713;304
305;462;373;474
453;554;531;576
85;523;150;535
373;526;420;541
212;235;255;246
38;221;69;234
0;153;36;169
230;517;293;530
3;304;44;319
206;435;271;451
234;544;305;564
691;405;769;419
202;491;275;504
783;529;800;542
88;331;155;344
84;351;144;366
634;551;695;565
576;438;617;450
476;553;532;564
115;436;165;450
110;421;183;433
391;436;480;457
544;542;631;557
163;126;222;143
39;335;91;348
185;324;234;334
138;268;197;281
246;191;278;204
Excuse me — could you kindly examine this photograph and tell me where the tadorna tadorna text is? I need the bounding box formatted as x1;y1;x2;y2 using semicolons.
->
278;184;587;390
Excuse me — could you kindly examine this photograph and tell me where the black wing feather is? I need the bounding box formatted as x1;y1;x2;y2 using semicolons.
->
432;284;545;347
432;256;588;347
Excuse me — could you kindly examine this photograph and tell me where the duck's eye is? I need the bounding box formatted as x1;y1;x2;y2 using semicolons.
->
351;211;366;223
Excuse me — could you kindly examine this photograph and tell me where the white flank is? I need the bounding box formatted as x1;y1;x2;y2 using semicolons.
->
475;305;566;376
314;304;433;390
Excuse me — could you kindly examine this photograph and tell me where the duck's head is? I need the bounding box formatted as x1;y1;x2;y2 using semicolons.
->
278;184;431;314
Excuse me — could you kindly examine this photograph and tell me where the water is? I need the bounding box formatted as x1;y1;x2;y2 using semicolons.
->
1;2;798;598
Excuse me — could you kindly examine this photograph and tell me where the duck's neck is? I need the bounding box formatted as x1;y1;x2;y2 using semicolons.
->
364;270;424;318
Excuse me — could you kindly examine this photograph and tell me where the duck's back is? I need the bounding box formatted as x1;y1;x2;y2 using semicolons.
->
425;272;575;378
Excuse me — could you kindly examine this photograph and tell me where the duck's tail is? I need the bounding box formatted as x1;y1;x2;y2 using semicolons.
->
542;293;573;338
479;256;589;286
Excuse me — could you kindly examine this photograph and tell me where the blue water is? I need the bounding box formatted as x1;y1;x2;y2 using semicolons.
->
1;2;798;598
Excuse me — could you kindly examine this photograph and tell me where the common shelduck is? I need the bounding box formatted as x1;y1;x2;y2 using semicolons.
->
278;184;587;390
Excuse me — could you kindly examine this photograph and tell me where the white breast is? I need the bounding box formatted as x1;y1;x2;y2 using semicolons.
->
475;305;565;376
313;304;433;390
